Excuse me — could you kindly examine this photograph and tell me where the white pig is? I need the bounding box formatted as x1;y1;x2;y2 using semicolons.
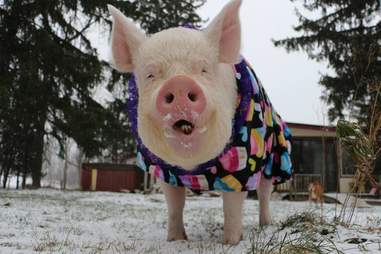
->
108;0;292;245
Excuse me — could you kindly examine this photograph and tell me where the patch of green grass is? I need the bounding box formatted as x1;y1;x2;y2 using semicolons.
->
246;230;342;254
246;211;343;254
81;240;139;254
33;232;71;252
279;210;337;236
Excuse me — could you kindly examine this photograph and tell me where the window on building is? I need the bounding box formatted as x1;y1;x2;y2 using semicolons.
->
341;148;356;175
325;140;338;192
372;156;381;175
291;137;339;192
340;147;380;177
291;138;323;174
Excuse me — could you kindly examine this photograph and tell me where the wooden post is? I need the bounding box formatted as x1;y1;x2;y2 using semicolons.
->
90;168;97;191
320;124;328;191
77;148;84;190
143;172;149;193
336;141;342;193
63;158;68;190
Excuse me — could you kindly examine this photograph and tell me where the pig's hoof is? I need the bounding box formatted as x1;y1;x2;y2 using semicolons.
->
167;230;188;241
223;234;243;245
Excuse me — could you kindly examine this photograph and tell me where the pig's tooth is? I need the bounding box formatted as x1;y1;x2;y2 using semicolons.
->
182;125;192;134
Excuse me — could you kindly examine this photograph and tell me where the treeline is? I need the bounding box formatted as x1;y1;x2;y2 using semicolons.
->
274;0;381;182
0;0;205;188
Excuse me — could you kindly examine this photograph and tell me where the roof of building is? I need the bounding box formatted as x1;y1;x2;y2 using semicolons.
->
287;122;336;132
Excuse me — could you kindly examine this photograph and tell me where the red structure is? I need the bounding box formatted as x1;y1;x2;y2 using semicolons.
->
81;163;144;192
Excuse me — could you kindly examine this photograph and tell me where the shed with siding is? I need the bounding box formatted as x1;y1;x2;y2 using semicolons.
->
81;163;144;192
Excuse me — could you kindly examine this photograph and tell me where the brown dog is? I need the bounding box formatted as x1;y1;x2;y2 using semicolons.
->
308;181;324;207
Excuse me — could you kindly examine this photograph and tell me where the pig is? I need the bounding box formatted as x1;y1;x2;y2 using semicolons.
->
108;0;292;245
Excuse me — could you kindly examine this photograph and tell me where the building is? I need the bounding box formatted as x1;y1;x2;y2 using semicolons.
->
82;122;379;193
42;122;378;194
280;122;380;193
81;163;144;192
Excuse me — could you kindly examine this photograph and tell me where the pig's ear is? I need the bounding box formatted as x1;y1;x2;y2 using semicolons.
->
204;0;242;64
108;5;146;72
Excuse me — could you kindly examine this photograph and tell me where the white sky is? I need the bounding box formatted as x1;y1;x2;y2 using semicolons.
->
198;0;330;125
90;0;331;125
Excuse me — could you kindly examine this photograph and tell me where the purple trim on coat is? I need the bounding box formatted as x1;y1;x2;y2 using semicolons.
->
126;58;253;175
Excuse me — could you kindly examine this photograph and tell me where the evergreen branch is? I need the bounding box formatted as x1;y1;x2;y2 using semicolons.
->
67;18;95;43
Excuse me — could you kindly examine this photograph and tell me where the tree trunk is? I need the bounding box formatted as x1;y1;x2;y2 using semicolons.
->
2;153;14;189
22;140;29;189
63;139;70;190
0;168;3;187
77;147;84;190
30;100;49;189
2;167;9;189
31;142;44;188
22;168;27;189
31;126;45;189
16;171;20;189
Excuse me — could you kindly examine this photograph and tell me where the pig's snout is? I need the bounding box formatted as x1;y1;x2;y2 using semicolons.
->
156;75;206;117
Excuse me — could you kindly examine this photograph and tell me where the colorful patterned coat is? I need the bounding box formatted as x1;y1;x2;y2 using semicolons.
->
127;57;293;192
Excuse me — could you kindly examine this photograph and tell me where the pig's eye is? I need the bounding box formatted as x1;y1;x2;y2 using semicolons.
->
146;74;155;80
201;68;208;74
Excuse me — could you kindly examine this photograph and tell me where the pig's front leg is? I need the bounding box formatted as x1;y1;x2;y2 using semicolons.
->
160;181;187;241
222;191;247;245
257;175;273;226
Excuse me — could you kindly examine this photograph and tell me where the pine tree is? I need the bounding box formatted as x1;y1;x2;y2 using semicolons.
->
0;0;205;188
273;0;381;125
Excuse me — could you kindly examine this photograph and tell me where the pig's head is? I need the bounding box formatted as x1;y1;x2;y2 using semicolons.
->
109;0;242;169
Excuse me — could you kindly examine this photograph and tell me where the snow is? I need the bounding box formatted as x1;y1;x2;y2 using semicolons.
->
163;113;172;121
0;189;380;254
198;126;208;134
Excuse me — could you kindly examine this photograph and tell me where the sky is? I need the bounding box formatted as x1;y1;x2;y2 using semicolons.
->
198;0;330;126
90;0;331;126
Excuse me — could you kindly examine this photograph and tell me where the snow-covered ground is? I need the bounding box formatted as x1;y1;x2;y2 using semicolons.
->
0;189;380;254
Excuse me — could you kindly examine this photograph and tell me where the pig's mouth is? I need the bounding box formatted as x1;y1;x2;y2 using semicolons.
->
172;119;195;135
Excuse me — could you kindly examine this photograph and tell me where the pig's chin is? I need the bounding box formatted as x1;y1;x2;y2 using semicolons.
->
163;119;207;158
139;110;232;170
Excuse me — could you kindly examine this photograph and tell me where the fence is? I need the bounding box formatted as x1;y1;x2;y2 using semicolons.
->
276;173;322;192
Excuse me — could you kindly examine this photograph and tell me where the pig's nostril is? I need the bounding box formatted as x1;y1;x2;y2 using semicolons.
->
165;93;174;104
188;92;197;102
